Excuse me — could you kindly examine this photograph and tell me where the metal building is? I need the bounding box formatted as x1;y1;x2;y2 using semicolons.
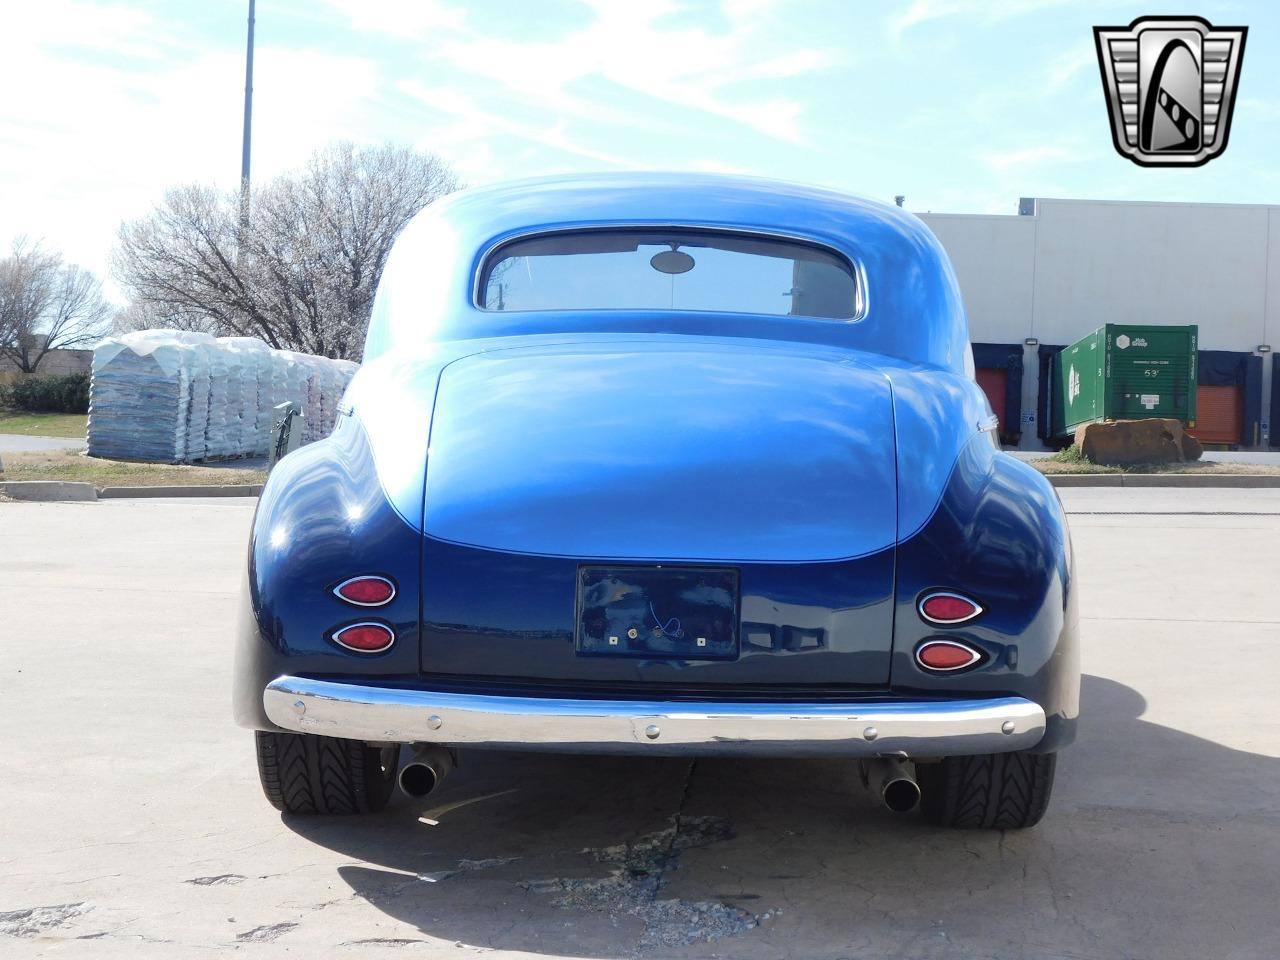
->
921;198;1278;449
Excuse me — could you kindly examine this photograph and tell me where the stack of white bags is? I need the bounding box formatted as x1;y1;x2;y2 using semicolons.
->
87;330;358;463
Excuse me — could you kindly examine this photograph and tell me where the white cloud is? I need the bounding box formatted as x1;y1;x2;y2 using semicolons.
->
315;0;464;36
743;49;835;80
398;81;637;173
981;145;1072;171
1045;44;1096;92
888;0;1085;41
1237;98;1280;121
0;3;381;285
0;0;832;284
0;0;163;60
333;0;828;145
886;0;965;41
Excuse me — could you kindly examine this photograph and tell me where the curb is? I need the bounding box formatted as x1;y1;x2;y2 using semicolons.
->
1;481;98;502
1047;473;1280;488
1046;475;1122;487
1;482;264;502
1116;474;1280;488
96;484;264;499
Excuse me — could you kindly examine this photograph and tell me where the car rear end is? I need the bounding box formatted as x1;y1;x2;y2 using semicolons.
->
234;176;1077;829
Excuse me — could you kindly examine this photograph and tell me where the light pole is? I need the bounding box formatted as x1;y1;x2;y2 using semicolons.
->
239;0;256;231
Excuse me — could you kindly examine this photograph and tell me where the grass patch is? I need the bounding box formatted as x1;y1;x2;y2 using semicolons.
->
0;411;87;438
1031;445;1280;476
1;450;265;487
1032;444;1120;474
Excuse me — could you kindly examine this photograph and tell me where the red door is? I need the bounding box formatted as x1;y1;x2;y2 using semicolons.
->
1187;384;1243;445
975;367;1008;431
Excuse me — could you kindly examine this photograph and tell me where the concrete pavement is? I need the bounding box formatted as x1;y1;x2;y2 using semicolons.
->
0;433;85;453
0;492;1277;958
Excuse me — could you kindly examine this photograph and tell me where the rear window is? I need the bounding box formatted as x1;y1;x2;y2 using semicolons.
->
479;229;860;320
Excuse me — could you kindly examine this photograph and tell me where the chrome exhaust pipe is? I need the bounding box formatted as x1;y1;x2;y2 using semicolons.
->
397;744;454;797
863;757;921;813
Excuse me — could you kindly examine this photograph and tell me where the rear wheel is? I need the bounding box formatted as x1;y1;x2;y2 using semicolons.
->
918;750;1056;829
254;731;399;815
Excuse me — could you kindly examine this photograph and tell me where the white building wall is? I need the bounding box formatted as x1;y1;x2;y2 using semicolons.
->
1267;208;1280;347
1031;200;1269;352
921;198;1279;448
921;214;1035;344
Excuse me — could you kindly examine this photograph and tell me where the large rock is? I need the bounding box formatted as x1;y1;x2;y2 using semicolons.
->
1180;430;1204;461
1074;418;1202;466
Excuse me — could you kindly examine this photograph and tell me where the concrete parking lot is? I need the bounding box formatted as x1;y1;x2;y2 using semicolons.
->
2;489;1278;959
0;434;84;453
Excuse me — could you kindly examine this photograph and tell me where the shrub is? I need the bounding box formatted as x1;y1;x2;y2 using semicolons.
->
1049;443;1089;464
2;373;90;413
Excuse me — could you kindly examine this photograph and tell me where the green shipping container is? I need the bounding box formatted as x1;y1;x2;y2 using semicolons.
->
1051;324;1198;437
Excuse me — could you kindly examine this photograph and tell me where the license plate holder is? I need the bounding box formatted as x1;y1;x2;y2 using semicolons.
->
576;566;739;660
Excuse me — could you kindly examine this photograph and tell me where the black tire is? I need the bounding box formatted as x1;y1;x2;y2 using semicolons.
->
254;731;399;815
918;750;1056;829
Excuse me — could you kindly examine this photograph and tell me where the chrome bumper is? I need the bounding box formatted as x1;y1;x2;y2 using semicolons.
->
263;676;1046;757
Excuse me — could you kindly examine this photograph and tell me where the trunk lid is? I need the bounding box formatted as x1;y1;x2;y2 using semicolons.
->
423;339;897;563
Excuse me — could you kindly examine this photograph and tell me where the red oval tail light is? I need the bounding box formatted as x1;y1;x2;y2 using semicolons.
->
916;640;982;671
334;575;396;606
919;592;983;625
332;622;395;653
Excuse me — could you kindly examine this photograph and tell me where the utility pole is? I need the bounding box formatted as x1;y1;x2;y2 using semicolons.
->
239;0;256;231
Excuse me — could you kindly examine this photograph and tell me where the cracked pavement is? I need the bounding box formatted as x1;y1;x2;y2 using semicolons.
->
1;490;1278;958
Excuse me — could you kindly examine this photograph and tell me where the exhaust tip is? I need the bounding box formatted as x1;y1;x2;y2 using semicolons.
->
398;762;439;797
882;777;922;813
397;744;454;798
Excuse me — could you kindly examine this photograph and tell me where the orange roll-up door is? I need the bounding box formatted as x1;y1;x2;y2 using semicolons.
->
1187;384;1243;445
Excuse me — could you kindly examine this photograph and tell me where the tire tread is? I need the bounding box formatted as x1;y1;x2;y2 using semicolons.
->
254;731;395;815
920;750;1056;829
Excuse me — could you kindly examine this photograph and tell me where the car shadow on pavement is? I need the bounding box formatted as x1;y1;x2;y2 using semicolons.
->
284;674;1280;959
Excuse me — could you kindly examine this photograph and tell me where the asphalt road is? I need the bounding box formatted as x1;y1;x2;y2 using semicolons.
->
1;490;1277;959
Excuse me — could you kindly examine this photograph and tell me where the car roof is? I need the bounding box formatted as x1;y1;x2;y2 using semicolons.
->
366;172;969;372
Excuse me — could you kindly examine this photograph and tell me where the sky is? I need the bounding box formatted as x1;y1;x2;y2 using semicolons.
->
1;0;1277;294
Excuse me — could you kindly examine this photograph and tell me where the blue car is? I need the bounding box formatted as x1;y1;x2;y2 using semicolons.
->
234;174;1078;829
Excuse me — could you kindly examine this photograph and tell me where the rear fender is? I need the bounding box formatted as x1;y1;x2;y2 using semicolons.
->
891;435;1079;753
232;416;424;730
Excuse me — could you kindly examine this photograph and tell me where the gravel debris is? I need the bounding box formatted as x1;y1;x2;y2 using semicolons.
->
0;902;92;938
522;814;757;949
235;921;298;942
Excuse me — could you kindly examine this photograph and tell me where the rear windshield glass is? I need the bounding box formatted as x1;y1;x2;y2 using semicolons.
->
479;229;859;320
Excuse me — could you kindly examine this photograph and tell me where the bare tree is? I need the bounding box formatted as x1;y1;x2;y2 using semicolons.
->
113;142;460;360
0;237;114;373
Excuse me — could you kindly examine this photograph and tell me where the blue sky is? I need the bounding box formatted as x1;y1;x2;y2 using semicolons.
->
1;0;1276;287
